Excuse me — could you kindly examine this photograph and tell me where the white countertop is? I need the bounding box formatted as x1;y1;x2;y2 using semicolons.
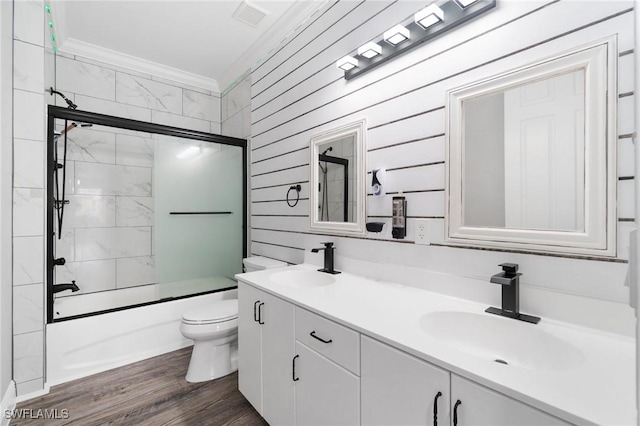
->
236;264;636;426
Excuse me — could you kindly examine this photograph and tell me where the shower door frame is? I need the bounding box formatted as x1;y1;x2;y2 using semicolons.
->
46;105;248;324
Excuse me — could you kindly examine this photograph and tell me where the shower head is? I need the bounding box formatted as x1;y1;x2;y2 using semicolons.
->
55;122;93;139
321;146;333;156
49;87;77;110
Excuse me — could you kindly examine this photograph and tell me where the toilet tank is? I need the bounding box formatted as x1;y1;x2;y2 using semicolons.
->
243;256;287;273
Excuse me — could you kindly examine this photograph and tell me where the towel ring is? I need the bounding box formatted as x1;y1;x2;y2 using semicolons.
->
287;184;302;207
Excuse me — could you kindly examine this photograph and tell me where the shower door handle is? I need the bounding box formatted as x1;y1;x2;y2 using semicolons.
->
257;302;265;325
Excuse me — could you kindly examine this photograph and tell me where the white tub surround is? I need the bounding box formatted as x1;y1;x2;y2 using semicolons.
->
236;265;635;426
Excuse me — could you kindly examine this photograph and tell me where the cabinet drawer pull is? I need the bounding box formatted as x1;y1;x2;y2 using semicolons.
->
258;302;265;325
292;354;300;382
453;399;462;426
433;391;442;426
253;301;260;322
310;330;333;344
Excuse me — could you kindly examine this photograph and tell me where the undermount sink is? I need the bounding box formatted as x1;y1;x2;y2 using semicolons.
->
419;311;584;371
269;270;336;288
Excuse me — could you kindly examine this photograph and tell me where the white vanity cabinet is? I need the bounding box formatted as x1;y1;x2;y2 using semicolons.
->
238;282;295;426
238;277;582;426
361;336;450;426
450;375;571;426
294;307;360;426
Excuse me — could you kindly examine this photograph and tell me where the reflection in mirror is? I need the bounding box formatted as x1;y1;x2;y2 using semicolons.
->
317;136;355;222
446;38;616;256
463;69;585;232
310;119;366;236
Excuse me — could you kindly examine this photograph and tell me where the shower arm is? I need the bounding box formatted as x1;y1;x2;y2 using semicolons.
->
49;87;77;110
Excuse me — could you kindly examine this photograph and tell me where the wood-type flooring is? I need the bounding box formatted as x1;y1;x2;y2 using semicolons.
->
13;347;268;426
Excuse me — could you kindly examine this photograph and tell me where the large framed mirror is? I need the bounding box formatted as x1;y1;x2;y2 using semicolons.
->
309;119;366;235
446;37;617;256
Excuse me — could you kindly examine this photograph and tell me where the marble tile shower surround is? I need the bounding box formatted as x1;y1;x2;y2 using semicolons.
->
45;52;223;302
13;0;46;397
10;16;224;396
53;124;156;295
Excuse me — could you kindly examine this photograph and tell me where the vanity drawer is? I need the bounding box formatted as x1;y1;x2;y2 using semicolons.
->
295;307;360;375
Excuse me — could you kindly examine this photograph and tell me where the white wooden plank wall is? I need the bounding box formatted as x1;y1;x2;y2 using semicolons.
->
248;0;635;300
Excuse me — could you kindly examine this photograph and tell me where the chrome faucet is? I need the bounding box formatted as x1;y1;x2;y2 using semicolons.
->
53;280;80;294
485;263;540;324
311;242;341;275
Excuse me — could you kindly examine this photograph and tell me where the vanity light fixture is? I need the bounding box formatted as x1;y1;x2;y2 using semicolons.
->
454;0;481;8
336;55;359;71
384;25;410;46
337;0;496;80
415;4;444;30
358;42;382;59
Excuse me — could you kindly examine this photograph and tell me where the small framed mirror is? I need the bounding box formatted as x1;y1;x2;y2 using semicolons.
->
310;119;366;235
446;38;617;256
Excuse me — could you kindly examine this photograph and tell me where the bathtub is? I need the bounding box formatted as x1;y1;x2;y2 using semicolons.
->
46;286;238;386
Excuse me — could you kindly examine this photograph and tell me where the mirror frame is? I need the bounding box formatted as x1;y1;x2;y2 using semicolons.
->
309;119;366;236
445;37;617;256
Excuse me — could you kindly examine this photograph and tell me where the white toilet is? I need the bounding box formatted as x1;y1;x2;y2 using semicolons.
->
180;299;239;383
180;257;286;383
243;256;287;273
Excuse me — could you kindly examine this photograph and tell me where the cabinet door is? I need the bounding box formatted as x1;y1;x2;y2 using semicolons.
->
361;336;450;426
238;282;263;413
295;341;360;426
451;375;571;426
262;292;295;426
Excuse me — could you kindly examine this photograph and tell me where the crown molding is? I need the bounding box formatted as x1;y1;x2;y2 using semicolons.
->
58;38;220;93
219;0;329;92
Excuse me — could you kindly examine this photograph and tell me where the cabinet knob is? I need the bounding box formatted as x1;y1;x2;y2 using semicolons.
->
433;391;442;426
453;399;462;426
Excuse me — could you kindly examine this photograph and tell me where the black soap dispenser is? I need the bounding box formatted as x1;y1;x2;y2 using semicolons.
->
392;195;406;239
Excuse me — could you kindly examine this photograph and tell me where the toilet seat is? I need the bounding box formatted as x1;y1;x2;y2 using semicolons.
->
182;299;238;325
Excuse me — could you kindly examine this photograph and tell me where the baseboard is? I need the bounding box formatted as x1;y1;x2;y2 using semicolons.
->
15;384;49;404
0;381;16;426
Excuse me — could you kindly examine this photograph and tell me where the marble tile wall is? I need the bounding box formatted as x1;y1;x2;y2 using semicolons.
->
221;71;251;140
221;72;252;246
13;0;46;397
47;53;222;301
11;2;223;396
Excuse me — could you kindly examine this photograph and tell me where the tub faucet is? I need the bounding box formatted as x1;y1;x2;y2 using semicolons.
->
53;280;79;294
311;242;341;275
485;263;540;324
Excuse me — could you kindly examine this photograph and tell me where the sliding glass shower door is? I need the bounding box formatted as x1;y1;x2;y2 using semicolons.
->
47;107;246;322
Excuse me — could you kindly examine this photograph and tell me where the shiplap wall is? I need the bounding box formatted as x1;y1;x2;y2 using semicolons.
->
249;0;636;305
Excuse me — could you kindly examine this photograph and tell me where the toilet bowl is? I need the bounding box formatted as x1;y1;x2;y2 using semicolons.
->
180;299;238;383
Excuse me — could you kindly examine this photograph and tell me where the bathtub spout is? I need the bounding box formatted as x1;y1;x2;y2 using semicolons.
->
53;280;79;294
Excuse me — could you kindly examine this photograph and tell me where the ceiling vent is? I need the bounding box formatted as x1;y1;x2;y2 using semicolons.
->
232;0;269;28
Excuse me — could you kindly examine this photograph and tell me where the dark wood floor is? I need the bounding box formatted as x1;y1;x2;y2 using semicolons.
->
14;347;268;426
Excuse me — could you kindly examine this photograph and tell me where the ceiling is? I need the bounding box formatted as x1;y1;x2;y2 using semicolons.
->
51;0;326;92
